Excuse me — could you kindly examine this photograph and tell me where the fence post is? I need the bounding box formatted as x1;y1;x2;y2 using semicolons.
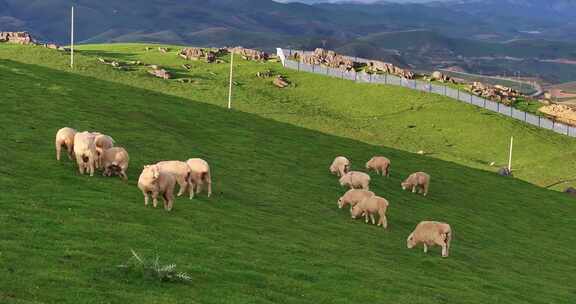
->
497;102;499;112
429;84;432;93
341;70;344;80
524;111;527;122
538;116;541;127
510;106;513;116
483;99;486;108
470;94;473;104
312;64;315;73
369;73;372;83
297;61;300;72
385;74;388;84
354;71;357;81
457;89;460;100
414;79;417;89
552;120;555;130
444;85;447;96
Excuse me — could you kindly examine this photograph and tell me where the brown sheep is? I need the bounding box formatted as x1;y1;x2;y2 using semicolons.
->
155;161;192;198
329;156;350;177
339;171;370;190
186;158;212;198
350;196;389;229
73;131;97;176
55;127;77;161
102;147;129;180
365;156;391;177
401;172;430;196
407;221;452;257
137;165;177;211
337;189;375;209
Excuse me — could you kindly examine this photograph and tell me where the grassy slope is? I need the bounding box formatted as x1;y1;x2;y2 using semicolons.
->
0;43;576;303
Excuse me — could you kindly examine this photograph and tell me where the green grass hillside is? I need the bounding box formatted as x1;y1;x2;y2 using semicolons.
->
1;43;576;303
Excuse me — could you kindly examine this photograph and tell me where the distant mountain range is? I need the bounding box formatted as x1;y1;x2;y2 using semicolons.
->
1;0;575;83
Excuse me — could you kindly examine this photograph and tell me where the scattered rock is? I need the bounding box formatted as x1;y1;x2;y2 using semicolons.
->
564;187;576;196
366;60;414;79
145;47;152;51
468;82;522;105
416;150;425;155
257;70;274;78
273;75;290;88
498;167;513;177
148;68;172;80
179;47;219;63
158;47;169;53
489;162;496;167
177;78;195;84
127;60;142;66
539;104;576;126
428;71;455;83
182;64;192;70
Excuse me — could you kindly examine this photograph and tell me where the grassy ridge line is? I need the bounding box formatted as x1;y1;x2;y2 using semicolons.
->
3;43;576;190
0;44;575;303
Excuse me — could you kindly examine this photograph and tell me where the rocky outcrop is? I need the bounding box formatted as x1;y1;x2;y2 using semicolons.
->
468;82;522;105
0;31;34;44
179;47;219;63
229;47;269;61
428;71;454;83
297;48;356;72
366;60;415;79
539;104;576;126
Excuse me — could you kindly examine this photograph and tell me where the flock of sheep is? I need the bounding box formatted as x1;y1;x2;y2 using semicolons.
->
330;156;452;257
55;126;451;258
55;127;212;212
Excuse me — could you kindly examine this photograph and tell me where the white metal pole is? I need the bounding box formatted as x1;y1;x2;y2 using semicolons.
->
70;6;74;68
508;136;514;171
227;51;234;109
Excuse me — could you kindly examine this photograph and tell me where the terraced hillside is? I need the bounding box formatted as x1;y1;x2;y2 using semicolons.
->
0;43;575;303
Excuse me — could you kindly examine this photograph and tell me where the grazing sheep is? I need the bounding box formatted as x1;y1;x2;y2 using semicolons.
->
407;221;452;257
138;165;177;211
155;161;192;198
339;171;370;190
73;131;98;176
55;127;77;161
350;196;389;229
365;156;391;177
329;156;350;177
401;172;430;196
337;189;375;209
102;147;130;180
93;133;115;169
185;158;212;198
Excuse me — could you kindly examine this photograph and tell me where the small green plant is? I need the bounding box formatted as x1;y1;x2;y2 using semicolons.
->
117;249;192;283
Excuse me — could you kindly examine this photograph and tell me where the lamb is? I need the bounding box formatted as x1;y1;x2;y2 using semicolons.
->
339;171;370;190
329;156;350;177
407;221;452;257
365;156;391;177
102;147;129;180
55;127;77;161
401;172;430;196
155;161;192;198
337;189;375;209
350;195;389;229
137;165;176;211
186;158;212;198
73;131;98;176
93;133;115;168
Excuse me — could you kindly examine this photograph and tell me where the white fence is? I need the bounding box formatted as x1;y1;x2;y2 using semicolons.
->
278;48;576;138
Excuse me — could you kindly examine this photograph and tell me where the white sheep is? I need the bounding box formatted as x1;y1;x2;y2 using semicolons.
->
73;131;98;176
155;161;192;198
337;189;375;209
339;171;370;190
55;127;77;161
186;158;212;198
350;195;389;229
137;164;177;211
93;133;115;169
401;172;430;196
102;147;130;180
329;156;350;177
407;221;452;257
365;156;391;177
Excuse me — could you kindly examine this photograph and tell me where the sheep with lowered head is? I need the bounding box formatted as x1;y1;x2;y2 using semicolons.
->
339;171;370;190
137;164;177;211
407;221;452;257
350;195;389;229
73;131;98;176
329;156;350;177
55;127;77;161
337;189;375;209
401;172;430;196
93;133;115;169
365;156;391;177
186;158;212;198
155;161;193;198
102;147;130;180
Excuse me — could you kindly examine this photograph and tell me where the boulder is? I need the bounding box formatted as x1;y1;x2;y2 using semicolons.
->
158;47;169;53
498;167;513;177
273;75;290;88
229;47;269;61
